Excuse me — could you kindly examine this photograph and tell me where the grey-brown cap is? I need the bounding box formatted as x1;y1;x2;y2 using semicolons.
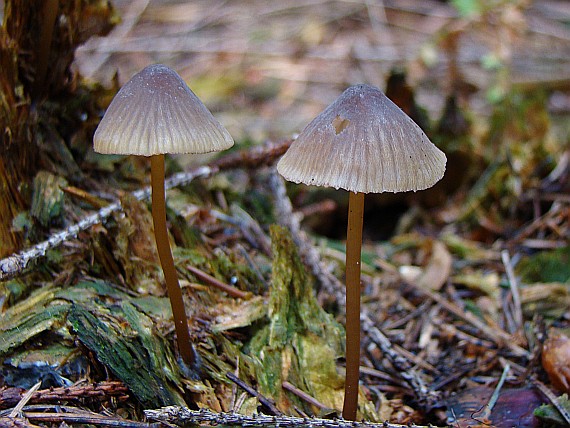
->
277;84;446;194
94;64;234;156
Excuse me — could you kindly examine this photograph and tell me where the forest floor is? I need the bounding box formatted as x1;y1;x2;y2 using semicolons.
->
1;1;570;427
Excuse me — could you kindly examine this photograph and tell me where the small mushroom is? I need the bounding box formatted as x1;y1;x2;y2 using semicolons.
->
277;84;446;420
94;64;234;367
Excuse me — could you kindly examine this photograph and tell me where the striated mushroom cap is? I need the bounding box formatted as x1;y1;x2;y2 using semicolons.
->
277;84;446;194
94;64;234;156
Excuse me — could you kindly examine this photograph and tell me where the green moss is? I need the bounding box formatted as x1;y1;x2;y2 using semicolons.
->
248;225;345;414
68;304;186;408
534;394;570;426
517;247;570;283
30;171;68;228
0;302;70;357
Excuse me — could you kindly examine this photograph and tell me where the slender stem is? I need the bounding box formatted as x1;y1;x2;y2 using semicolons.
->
150;154;195;366
342;191;364;421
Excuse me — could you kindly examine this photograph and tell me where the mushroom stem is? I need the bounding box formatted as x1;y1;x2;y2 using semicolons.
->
342;191;364;421
150;154;195;367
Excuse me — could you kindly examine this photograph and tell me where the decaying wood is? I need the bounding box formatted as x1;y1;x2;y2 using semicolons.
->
2;0;569;425
8;382;41;418
269;171;345;309
0;0;116;258
144;406;445;428
0;416;39;428
0;18;32;258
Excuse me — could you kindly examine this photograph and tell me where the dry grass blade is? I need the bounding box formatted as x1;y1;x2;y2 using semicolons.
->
501;250;523;333
8;382;41;418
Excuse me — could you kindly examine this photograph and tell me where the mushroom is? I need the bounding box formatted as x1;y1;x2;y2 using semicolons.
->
276;84;446;420
94;64;234;367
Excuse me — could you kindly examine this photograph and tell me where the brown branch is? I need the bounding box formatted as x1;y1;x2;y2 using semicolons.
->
212;139;292;171
0;382;129;409
0;416;40;427
186;265;250;299
282;381;329;411
8;382;41;417
226;372;282;416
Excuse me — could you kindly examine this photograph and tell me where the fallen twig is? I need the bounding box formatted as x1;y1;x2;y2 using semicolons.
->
378;260;529;357
361;314;440;409
0;381;130;409
435;322;495;349
186;265;250;299
0;416;39;428
1;405;154;427
226;372;282;416
0;166;213;282
211;139;291;171
473;363;510;422
22;411;154;427
145;406;445;428
282;381;329;411
408;281;528;357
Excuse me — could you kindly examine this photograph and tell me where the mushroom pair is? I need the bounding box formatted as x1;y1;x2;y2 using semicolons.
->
277;84;446;420
94;64;234;367
94;68;446;419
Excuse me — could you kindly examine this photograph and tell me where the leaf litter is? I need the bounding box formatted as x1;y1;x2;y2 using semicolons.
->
1;1;570;427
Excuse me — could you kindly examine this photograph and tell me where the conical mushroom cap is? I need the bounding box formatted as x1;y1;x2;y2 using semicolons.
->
94;64;234;156
277;84;446;194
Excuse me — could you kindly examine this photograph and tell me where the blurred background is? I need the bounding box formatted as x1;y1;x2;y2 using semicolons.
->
74;0;570;141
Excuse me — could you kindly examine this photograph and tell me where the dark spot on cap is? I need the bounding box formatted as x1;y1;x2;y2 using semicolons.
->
332;115;350;135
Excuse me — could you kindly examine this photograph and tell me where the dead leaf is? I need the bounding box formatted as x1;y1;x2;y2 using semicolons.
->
417;241;452;291
542;329;570;394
